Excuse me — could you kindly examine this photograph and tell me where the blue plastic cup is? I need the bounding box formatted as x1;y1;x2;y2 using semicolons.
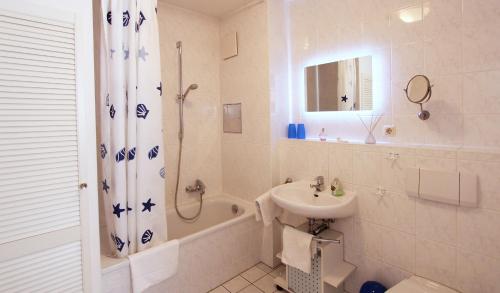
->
297;123;306;139
287;123;297;139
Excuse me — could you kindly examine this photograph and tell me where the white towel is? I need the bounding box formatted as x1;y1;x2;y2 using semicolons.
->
281;226;314;274
255;190;283;226
128;239;180;293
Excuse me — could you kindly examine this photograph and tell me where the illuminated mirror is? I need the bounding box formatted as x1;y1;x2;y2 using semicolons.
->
305;56;373;112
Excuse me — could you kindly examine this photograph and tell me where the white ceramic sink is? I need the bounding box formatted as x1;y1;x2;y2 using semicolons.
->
270;181;356;219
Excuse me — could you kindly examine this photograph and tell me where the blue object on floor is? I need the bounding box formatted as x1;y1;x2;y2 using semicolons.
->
360;281;387;293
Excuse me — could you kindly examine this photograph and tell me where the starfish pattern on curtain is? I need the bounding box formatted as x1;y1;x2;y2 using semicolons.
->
99;0;166;257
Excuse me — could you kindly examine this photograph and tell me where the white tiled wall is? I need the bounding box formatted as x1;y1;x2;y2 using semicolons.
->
279;139;500;293
96;2;500;292
285;0;500;148
268;0;292;186
158;4;223;206
278;2;500;290
220;2;273;202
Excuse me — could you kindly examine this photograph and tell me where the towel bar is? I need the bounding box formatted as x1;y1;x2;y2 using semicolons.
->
275;218;341;244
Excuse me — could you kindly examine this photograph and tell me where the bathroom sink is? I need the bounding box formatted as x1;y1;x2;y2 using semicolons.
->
270;181;356;219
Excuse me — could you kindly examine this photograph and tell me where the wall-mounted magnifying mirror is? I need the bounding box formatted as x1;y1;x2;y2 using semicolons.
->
305;56;373;112
404;75;432;120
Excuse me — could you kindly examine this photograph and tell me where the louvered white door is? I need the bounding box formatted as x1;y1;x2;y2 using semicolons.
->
0;1;99;292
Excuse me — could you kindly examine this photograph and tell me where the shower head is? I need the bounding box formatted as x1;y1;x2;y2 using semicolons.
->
183;84;198;98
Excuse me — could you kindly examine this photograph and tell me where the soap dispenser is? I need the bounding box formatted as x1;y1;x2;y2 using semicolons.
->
331;178;344;197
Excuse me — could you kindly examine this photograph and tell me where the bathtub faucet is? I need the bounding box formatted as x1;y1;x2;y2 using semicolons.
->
185;179;206;196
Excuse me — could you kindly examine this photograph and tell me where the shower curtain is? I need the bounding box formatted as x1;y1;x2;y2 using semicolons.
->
99;0;166;257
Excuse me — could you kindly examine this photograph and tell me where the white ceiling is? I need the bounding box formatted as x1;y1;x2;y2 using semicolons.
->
161;0;257;18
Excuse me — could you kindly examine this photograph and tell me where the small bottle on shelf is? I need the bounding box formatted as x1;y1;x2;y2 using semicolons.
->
319;128;327;141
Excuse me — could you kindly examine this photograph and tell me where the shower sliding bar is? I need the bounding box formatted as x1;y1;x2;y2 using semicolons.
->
176;41;183;103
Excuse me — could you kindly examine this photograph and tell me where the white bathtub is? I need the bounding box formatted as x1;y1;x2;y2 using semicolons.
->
101;195;263;293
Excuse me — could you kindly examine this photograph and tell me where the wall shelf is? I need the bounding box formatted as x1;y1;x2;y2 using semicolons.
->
323;261;356;288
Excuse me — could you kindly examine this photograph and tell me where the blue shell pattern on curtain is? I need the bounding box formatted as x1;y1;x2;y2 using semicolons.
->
99;0;166;257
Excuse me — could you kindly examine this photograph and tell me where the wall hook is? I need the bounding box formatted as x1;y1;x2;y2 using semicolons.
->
386;152;400;161
376;186;386;196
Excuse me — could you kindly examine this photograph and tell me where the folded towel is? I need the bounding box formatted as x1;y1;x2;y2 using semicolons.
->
281;226;314;274
129;239;180;293
255;190;283;226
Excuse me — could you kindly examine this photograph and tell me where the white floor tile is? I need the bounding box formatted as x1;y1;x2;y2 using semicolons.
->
209;286;230;293
223;276;251;293
255;262;273;274
239;284;263;293
240;266;267;283
270;265;286;278
254;275;277;293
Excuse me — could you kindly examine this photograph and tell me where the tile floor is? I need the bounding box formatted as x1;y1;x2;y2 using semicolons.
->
209;263;286;293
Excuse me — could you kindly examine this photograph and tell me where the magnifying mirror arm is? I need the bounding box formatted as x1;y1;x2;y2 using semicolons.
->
418;103;430;120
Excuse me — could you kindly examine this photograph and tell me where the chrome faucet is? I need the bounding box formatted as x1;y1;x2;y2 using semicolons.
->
185;179;206;196
310;176;325;192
